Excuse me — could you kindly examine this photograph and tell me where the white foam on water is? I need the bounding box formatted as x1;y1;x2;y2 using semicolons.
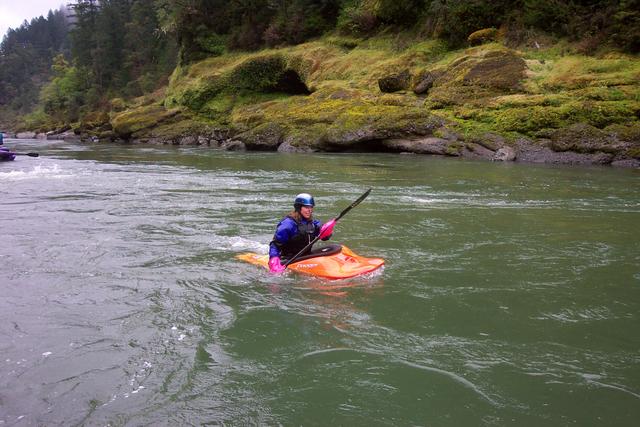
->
216;236;269;254
0;164;74;181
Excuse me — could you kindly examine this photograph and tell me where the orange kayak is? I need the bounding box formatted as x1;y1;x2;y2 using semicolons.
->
236;244;384;280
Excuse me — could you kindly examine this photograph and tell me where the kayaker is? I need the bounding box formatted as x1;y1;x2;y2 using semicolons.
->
1;146;16;161
268;193;336;274
0;130;4;145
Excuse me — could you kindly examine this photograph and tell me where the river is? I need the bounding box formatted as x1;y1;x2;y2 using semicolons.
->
1;139;639;426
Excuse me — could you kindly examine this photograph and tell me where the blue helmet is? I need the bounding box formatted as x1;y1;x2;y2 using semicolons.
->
294;193;315;210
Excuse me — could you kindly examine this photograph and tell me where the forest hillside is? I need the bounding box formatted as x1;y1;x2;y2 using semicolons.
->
1;0;639;166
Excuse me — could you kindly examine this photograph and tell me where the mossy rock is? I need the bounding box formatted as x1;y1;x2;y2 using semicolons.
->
412;70;438;95
467;28;499;46
165;74;228;112
110;98;127;112
111;105;181;138
378;70;411;93
549;123;625;154
492;101;638;135
165;53;311;118
604;122;640;143
428;49;526;106
463;51;526;92
229;54;310;94
231;88;443;151
145;117;213;141
236;122;285;149
78;111;110;131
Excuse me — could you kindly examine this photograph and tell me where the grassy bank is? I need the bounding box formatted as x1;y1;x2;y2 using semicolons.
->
25;33;640;162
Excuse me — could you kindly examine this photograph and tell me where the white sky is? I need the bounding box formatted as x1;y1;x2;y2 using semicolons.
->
0;0;65;41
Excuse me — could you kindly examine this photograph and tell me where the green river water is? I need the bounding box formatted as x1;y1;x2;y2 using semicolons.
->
1;139;639;426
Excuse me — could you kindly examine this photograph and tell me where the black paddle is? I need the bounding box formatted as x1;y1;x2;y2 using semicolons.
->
284;188;372;268
13;152;40;157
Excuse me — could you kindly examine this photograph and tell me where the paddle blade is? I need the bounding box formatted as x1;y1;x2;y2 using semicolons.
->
27;152;39;157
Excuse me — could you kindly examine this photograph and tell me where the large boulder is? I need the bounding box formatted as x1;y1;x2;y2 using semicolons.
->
378;70;411;93
463;50;526;92
428;49;527;106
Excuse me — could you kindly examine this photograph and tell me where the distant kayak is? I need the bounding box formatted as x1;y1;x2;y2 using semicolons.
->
237;243;384;280
0;148;16;161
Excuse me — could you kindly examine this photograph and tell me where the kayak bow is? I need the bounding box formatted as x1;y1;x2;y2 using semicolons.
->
237;244;384;280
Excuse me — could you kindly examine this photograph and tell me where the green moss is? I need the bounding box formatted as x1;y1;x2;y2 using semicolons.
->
627;147;640;158
111;105;180;137
467;28;499;45
325;36;361;50
101;33;639;152
445;142;463;155
229;54;288;90
490;101;638;135
605;122;640;142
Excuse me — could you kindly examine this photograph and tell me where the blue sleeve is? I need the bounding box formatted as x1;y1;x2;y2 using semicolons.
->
269;218;297;258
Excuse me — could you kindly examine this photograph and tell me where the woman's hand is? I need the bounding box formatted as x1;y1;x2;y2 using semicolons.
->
268;256;286;274
319;219;336;239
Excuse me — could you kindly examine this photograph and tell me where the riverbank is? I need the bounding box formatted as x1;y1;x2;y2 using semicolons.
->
8;35;640;168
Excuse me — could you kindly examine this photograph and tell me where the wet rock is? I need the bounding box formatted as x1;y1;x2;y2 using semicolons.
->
237;123;284;150
382;137;457;155
378;70;411;93
221;140;246;151
514;138;614;165
611;159;640;168
16;132;36;139
278;140;316;153
178;136;199;145
46;131;80;141
493;146;516;161
461;142;496;160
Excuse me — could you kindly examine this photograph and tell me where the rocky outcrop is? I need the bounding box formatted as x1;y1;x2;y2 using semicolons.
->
382;137;456;155
514;138;616;165
549;123;625;154
37;40;632;168
236;123;285;150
